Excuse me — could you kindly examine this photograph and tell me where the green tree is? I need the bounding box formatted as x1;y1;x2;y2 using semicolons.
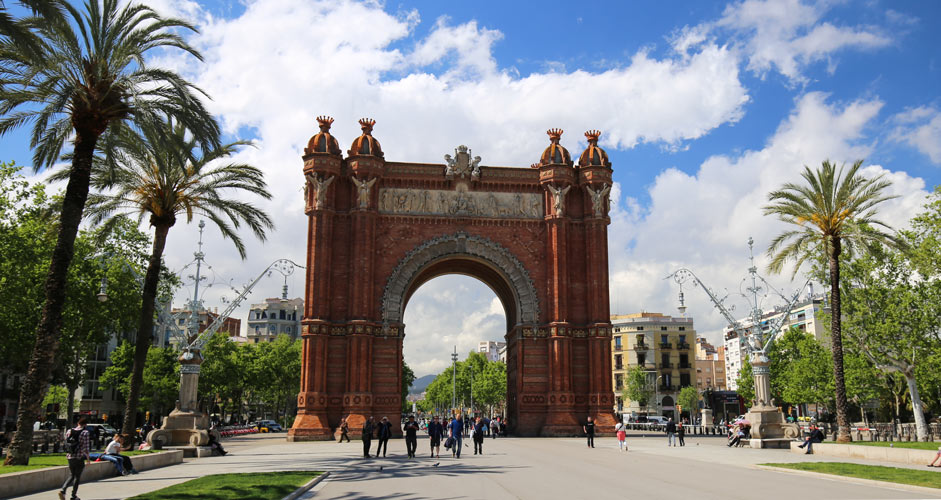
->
842;244;941;441
677;386;700;421
767;328;833;408
764;159;899;442
199;333;242;421
0;0;221;465
99;342;178;417
0;165;148;424
401;361;415;413
250;336;301;425
41;385;68;420
76;120;273;438
623;365;653;410
736;358;754;407
473;361;507;414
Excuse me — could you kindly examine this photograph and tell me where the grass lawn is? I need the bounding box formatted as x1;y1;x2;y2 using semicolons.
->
0;450;154;475
129;471;320;500
763;462;941;489
826;441;941;451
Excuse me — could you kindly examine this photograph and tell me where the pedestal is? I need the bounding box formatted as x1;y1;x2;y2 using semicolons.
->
701;408;713;426
146;351;210;450
746;354;799;447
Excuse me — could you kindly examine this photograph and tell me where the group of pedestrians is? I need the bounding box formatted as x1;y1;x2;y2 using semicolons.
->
348;414;497;460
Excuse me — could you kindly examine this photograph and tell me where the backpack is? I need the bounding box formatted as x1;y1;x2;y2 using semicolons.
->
66;428;81;455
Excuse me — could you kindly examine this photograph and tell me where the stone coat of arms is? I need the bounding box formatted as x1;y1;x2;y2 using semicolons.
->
444;145;481;181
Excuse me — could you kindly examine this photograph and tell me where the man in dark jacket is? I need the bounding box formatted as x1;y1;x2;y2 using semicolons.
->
797;426;825;454
375;417;392;457
666;418;677;447
404;415;420;458
60;418;90;500
428;416;443;458
362;416;375;458
473;417;486;455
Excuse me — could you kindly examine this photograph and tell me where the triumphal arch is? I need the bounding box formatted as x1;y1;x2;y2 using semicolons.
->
288;116;617;439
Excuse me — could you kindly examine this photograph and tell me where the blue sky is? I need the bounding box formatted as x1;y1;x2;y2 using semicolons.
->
3;0;940;376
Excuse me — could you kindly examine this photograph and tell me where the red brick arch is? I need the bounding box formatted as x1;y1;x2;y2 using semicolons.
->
288;120;617;440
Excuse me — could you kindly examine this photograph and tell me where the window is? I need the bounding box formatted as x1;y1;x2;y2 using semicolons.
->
638;353;646;366
614;336;621;348
680;374;691;387
660;334;668;344
679;327;685;331
679;334;686;344
279;310;286;320
615;374;623;390
661;326;667;331
706;366;711;373
662;374;672;387
661;353;669;366
706;378;711;386
615;355;623;370
636;326;644;331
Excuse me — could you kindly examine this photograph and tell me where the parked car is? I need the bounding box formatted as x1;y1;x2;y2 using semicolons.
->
645;416;669;425
254;420;283;433
86;423;118;440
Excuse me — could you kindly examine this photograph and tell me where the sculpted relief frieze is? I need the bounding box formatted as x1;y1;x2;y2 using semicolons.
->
378;186;543;219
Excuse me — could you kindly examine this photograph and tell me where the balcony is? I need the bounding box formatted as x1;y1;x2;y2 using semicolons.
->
678;362;692;369
614;364;624;371
613;345;623;351
640;362;656;370
677;342;691;350
658;385;675;392
659;343;672;349
634;343;649;351
659;362;673;369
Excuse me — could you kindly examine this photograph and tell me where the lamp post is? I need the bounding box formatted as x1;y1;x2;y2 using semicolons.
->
469;363;474;418
451;346;458;415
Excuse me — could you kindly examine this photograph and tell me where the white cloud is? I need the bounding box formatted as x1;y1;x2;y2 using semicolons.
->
133;0;753;373
890;106;941;164
707;0;891;83
607;92;928;348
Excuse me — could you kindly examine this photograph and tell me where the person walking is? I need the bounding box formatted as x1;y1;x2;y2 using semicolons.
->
615;421;627;452
473;417;485;455
362;416;375;458
375;417;392;458
490;418;499;440
583;416;595;448
428;416;443;458
449;414;464;458
337;417;350;443
666;418;677;447
677;421;686;447
59;417;90;500
404;415;420;458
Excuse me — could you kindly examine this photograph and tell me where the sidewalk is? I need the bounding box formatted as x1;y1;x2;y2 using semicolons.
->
13;434;940;500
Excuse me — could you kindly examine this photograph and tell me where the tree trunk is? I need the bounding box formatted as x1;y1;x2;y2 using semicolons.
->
827;239;851;443
121;223;172;439
903;370;928;441
4;131;98;466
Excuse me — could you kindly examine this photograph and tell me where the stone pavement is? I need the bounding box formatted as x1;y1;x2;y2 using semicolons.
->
13;433;941;500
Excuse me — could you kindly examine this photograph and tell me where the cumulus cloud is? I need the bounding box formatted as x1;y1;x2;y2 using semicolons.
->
607;92;929;346
890;106;941;164
135;0;752;368
704;0;891;83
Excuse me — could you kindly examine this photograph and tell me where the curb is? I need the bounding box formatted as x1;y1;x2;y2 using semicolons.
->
282;471;330;500
752;464;941;496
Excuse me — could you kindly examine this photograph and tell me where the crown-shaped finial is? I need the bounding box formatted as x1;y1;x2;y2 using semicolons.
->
530;162;540;169
585;130;601;143
547;128;563;143
316;115;334;131
359;118;376;135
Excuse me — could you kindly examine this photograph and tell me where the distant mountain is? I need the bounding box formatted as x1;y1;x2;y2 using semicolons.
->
410;374;437;394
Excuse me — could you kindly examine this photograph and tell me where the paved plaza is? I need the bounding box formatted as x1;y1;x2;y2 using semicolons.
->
14;432;941;500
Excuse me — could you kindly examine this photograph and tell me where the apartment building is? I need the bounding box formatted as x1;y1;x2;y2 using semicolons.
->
247;297;303;343
695;337;727;391
611;312;696;419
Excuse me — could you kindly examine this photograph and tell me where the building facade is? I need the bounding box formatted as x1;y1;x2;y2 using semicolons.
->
477;340;507;363
247;298;304;343
611;312;696;419
694;337;727;391
723;295;825;390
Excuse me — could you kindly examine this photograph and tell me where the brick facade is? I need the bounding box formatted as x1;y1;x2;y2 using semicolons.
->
288;118;617;439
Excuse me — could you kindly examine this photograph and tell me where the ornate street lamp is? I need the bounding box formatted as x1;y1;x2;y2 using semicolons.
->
666;238;808;446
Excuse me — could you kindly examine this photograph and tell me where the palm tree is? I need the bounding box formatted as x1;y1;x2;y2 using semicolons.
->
0;0;219;465
763;159;898;443
77;119;273;439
